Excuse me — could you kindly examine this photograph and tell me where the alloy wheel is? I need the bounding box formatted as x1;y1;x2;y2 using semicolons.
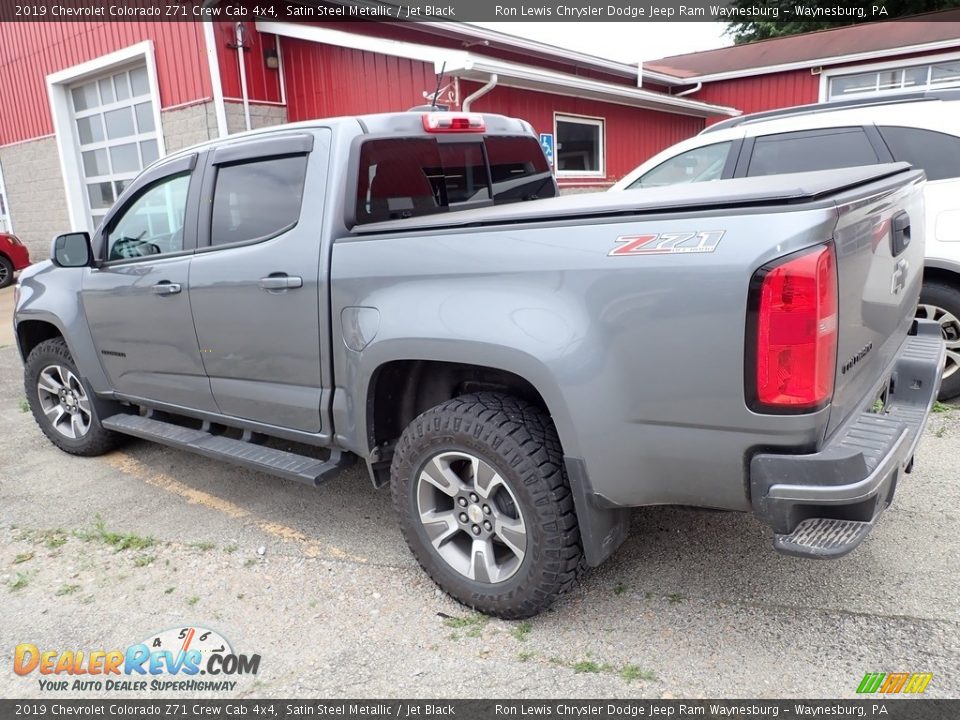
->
917;303;960;379
36;364;92;439
416;451;527;584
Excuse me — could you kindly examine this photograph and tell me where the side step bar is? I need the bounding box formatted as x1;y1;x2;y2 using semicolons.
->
102;414;353;486
773;517;873;559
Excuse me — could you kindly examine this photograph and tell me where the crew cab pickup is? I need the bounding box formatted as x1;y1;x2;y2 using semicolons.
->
15;112;945;618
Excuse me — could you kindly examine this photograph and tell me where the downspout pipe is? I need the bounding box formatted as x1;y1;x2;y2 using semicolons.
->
235;22;252;132
462;74;498;112
674;82;702;97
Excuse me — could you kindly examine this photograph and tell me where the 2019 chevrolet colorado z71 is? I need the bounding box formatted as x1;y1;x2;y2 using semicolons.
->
15;112;944;618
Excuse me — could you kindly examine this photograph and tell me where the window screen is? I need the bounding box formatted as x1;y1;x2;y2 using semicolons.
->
879;126;960;182
211;155;307;245
355;136;554;225
747;128;879;177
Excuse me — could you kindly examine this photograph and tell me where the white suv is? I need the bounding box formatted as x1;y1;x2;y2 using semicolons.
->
612;90;960;400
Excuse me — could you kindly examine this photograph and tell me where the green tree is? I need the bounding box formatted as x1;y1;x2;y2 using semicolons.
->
725;0;960;44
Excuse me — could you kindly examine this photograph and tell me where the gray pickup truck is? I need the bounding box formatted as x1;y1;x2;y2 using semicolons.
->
15;112;945;618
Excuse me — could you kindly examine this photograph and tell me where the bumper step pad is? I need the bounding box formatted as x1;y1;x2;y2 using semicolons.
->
102;414;353;486
773;517;872;559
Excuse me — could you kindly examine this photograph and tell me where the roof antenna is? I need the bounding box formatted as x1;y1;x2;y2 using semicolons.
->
431;62;446;109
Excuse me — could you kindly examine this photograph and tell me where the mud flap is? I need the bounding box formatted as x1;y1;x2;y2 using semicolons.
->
564;457;631;567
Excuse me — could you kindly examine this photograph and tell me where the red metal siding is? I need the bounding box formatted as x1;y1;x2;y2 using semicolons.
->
0;22;211;147
213;21;282;103
694;47;960;124
461;81;705;184
282;37;438;119
695;69;820;124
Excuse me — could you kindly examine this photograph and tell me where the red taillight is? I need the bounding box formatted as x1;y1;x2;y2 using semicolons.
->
421;113;485;133
751;244;838;412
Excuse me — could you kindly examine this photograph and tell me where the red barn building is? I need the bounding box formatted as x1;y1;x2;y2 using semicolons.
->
0;19;737;258
645;13;960;121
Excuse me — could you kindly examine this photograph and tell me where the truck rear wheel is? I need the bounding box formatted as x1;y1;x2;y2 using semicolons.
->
918;280;960;401
390;392;584;618
24;338;120;456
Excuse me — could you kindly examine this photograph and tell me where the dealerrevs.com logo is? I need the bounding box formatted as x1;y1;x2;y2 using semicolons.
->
14;626;260;692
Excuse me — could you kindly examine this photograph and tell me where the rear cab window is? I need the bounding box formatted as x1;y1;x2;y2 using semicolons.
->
746;128;879;177
354;135;554;225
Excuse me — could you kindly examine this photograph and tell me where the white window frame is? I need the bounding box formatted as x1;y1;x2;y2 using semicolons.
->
819;50;960;102
46;41;165;234
554;113;606;178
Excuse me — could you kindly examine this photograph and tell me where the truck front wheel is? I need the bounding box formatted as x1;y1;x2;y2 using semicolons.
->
390;392;584;618
918;280;960;401
24;338;120;456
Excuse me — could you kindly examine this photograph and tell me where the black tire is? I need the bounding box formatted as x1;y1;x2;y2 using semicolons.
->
0;255;13;289
24;337;120;456
391;392;584;619
918;280;960;401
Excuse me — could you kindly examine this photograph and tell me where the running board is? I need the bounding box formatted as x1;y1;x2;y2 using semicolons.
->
102;414;353;486
773;517;873;559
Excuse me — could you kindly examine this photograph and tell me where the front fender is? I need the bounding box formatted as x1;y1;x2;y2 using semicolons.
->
14;263;111;394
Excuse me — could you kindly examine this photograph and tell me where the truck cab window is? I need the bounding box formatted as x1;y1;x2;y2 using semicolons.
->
211;155;308;245
105;173;190;261
355;135;554;225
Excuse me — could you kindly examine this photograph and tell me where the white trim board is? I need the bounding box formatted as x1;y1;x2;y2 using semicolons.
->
657;38;960;85
46;40;166;233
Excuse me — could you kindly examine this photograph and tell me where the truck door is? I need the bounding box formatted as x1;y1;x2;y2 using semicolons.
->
81;152;218;412
188;131;331;433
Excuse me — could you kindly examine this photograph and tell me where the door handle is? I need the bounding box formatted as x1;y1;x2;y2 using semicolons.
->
151;282;181;295
259;274;303;290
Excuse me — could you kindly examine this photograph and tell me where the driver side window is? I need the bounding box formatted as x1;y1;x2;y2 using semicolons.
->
106;173;190;261
627;141;732;190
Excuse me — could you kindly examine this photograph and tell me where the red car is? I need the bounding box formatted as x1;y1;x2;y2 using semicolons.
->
0;232;30;289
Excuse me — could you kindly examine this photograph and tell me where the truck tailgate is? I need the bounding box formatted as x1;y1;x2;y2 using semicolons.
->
826;169;927;437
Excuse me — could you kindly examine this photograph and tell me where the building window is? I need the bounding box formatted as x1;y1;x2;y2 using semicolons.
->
828;59;960;100
555;115;604;176
70;65;161;230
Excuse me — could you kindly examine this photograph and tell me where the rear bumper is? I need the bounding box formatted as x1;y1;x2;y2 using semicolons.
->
750;319;945;558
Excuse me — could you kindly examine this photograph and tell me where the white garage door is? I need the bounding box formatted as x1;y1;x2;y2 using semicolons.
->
70;65;161;230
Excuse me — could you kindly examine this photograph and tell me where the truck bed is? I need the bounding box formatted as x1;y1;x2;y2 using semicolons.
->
351;163;915;234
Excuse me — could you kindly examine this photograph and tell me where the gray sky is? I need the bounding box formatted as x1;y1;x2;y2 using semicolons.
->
471;22;732;63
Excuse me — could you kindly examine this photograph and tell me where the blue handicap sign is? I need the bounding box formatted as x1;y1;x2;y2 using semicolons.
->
539;133;554;167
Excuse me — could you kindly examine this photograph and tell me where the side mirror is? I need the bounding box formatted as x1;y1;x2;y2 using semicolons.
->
51;232;92;268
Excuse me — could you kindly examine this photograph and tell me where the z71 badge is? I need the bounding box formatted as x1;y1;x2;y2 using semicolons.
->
609;230;725;256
